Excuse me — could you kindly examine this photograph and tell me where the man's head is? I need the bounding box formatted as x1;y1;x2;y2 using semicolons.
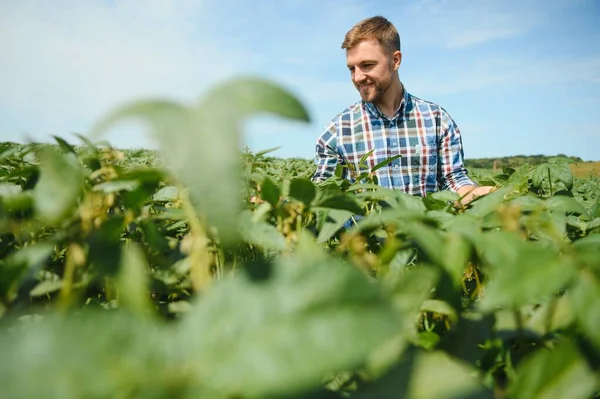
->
342;16;402;104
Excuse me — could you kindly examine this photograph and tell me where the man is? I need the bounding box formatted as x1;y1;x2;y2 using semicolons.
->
311;16;494;206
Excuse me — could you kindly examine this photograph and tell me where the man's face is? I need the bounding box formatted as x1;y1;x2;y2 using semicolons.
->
346;39;400;103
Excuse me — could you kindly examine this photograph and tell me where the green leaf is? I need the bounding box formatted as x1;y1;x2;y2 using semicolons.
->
115;242;154;318
354;348;491;398
477;235;577;312
420;299;458;324
465;186;512;219
0;242;54;300
91;77;310;249
430;190;460;203
442;232;471;284
346;183;385;192
260;177;280;207
93;180;139;193
549;162;574;191
571;269;600;350
544;196;588;217
30;280;63;297
0;310;182;399
52;135;77;155
406;351;491;398
585;217;600;232
417;331;440;350
201;76;310;122
239;209;287;251
572;234;600;269
510;340;597;399
313;193;363;215
505;164;534;190
532;163;574;192
316;209;354;243
474;231;522;269
87;216;125;276
371;154;401;173
406;222;445;267
152;185;180;202
179;233;401;398
531;164;548;189
288;178;316;206
32;147;84;224
391;191;427;215
255;146;282;157
441;213;481;243
1;191;34;220
385;266;440;338
0;183;22;198
509;194;544;212
358;149;375;168
525;293;574;335
549;156;576;164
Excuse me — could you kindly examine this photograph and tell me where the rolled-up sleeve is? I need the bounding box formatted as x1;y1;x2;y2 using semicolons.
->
437;110;477;191
312;121;340;182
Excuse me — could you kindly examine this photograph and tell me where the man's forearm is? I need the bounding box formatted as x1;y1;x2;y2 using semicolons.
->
456;185;477;198
455;185;496;206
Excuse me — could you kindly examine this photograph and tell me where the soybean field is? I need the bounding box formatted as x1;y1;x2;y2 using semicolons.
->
1;77;599;399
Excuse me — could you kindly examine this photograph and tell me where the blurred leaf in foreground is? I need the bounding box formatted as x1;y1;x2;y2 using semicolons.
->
178;232;402;398
32;146;84;224
91;77;310;248
509;340;598;399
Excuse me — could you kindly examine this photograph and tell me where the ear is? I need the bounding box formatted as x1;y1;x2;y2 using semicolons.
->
393;51;402;70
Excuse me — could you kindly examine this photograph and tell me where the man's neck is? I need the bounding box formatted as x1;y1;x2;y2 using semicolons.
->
374;80;404;119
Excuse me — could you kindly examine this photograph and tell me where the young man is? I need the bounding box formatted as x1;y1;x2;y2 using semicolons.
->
312;16;494;206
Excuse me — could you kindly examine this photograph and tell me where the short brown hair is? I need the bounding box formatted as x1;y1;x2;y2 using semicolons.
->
341;16;401;55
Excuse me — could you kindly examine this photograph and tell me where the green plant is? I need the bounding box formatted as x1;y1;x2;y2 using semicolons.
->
0;76;599;399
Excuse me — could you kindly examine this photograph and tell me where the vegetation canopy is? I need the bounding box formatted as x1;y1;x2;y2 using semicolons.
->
0;76;599;399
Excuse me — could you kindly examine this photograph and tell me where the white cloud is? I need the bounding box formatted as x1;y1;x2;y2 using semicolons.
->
1;0;597;162
445;28;521;49
0;0;370;148
404;0;572;49
407;55;600;96
0;0;245;147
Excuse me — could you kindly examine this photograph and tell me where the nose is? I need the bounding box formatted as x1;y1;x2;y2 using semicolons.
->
353;69;367;84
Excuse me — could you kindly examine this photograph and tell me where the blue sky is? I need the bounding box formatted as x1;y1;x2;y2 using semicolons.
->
1;0;599;161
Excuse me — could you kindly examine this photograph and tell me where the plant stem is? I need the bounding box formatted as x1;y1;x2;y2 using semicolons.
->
179;186;212;293
58;243;79;311
514;309;524;344
544;296;558;336
547;166;553;196
472;263;483;300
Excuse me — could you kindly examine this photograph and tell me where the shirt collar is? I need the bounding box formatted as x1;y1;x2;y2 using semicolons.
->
363;84;412;121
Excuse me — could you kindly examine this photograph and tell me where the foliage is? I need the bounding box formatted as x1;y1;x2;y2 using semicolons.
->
1;76;599;399
464;154;585;170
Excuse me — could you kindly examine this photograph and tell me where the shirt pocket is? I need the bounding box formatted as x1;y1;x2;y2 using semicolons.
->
408;135;438;185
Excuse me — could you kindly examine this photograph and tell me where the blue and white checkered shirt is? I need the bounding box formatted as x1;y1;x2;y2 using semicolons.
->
312;85;476;196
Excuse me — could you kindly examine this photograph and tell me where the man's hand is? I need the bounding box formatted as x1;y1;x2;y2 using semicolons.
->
456;185;496;207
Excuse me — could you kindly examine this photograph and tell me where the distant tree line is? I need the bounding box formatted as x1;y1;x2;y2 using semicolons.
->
0;142;590;171
464;154;585;169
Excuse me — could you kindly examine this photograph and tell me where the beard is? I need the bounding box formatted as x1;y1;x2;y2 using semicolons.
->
355;75;393;103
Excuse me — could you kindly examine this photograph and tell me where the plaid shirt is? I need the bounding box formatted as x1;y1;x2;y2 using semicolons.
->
312;86;477;196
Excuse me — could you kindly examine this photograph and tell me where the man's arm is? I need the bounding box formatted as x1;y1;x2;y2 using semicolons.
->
312;122;340;183
437;110;494;205
455;184;496;206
